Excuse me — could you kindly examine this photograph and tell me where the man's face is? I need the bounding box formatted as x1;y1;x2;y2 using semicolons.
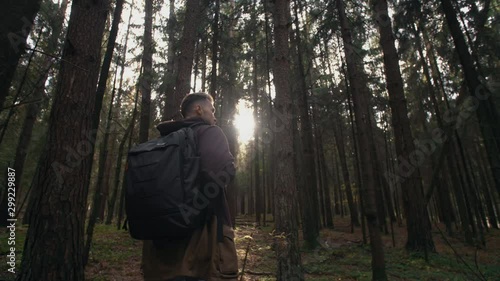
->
194;99;216;125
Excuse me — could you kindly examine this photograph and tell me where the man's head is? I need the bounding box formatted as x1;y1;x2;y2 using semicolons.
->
180;92;216;125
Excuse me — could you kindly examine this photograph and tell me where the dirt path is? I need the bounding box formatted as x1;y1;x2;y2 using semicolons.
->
83;216;500;281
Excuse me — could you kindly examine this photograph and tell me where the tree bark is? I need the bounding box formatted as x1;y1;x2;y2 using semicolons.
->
333;112;360;227
106;1;134;225
83;0;125;263
335;0;387;279
209;0;220;99
16;0;109;279
371;0;435;252
441;0;500;197
272;0;304;279
168;0;201;120
291;0;320;248
138;0;154;142
161;0;178;120
219;0;238;226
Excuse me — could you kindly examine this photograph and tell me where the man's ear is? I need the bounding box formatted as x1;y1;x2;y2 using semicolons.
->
194;104;203;116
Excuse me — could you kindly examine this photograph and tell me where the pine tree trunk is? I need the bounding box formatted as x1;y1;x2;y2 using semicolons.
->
334;115;360;227
106;0;134;225
83;0;125;263
251;2;262;224
218;0;238;226
117;77;140;230
291;0;320;248
161;0;177;120
371;0;434;252
138;0;153;142
441;0;500;197
336;0;387;279
16;0;109;279
263;0;275;222
272;0;304;279
342;49;367;243
209;0;220;99
169;0;201;120
331;151;341;215
314;115;334;228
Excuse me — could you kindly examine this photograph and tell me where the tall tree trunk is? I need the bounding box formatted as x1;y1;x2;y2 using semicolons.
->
441;0;500;197
83;0;125;264
84;72;119;265
251;0;262;225
219;0;238;226
138;0;154;142
16;0;109;279
314;111;334;228
263;0;275;222
106;1;134;225
0;0;41;108
209;0;220;99
412;23;454;235
341;46;367;243
253;66;262;226
168;0;201;120
291;0;320;248
371;0;435;252
117;77;141;230
335;0;387;279
272;0;304;279
161;0;178;120
333;113;360;227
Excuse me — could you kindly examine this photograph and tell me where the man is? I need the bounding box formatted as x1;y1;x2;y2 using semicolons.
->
142;92;238;281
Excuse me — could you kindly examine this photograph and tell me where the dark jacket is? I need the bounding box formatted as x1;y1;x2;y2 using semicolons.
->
142;117;238;281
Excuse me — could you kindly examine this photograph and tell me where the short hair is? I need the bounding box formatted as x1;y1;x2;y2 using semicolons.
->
180;92;214;118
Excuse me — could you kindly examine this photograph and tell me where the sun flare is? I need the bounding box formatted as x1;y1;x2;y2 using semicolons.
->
233;100;255;144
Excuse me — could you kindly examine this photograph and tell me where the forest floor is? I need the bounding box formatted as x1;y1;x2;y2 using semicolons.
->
1;216;500;280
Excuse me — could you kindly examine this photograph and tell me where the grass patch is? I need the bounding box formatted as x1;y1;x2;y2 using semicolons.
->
1;217;499;281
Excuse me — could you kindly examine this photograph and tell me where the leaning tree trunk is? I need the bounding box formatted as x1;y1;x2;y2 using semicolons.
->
440;0;500;197
272;0;305;280
16;0;109;280
371;0;435;253
0;0;41;109
83;0;125;264
105;0;134;225
117;79;141;230
335;0;387;279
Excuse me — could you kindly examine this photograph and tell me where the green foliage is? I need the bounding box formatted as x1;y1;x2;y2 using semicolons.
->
86;224;141;265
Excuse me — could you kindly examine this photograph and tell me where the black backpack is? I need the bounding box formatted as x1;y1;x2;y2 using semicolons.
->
125;124;206;240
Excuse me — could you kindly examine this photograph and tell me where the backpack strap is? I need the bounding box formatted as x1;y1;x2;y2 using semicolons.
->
187;121;225;242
